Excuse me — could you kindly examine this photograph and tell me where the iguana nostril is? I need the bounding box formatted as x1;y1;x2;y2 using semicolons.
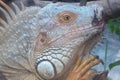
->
36;60;56;80
92;9;99;26
92;19;99;26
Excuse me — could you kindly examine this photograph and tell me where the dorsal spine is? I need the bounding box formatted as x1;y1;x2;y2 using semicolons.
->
0;1;25;35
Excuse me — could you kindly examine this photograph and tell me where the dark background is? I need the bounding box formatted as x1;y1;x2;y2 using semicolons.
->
2;0;95;5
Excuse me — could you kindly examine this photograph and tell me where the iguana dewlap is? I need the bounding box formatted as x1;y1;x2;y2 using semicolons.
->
0;1;104;80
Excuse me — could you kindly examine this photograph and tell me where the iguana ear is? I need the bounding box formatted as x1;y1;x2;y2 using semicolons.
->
35;32;48;52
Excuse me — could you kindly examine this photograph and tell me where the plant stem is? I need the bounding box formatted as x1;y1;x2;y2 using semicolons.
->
104;40;108;71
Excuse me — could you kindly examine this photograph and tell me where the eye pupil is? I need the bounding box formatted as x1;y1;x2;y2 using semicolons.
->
64;15;71;20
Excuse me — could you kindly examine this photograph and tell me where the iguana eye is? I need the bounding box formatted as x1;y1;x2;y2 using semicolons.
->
62;14;71;21
56;11;78;25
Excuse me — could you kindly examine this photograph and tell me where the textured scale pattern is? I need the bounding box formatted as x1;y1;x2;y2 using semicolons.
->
0;1;42;80
0;1;105;80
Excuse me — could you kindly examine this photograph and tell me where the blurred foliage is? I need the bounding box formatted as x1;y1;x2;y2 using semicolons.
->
109;60;120;70
108;17;120;36
108;17;120;72
104;40;108;71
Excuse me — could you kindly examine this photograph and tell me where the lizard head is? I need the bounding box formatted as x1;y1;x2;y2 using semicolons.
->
36;3;104;50
35;3;104;80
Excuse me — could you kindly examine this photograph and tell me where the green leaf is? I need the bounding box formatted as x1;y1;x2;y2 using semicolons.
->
115;26;120;35
108;17;120;35
109;60;120;70
109;25;114;33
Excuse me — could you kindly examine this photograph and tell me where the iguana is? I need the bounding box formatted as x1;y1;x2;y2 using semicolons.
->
0;1;106;80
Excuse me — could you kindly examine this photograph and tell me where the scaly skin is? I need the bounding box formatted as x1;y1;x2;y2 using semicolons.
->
0;1;105;80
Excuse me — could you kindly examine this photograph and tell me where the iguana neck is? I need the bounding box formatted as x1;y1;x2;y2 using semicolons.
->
33;34;102;80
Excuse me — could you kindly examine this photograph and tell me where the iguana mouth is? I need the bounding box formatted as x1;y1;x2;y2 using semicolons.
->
67;20;104;37
95;19;105;28
92;8;105;28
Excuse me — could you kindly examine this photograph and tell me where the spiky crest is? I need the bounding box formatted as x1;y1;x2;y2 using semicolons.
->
0;1;25;35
